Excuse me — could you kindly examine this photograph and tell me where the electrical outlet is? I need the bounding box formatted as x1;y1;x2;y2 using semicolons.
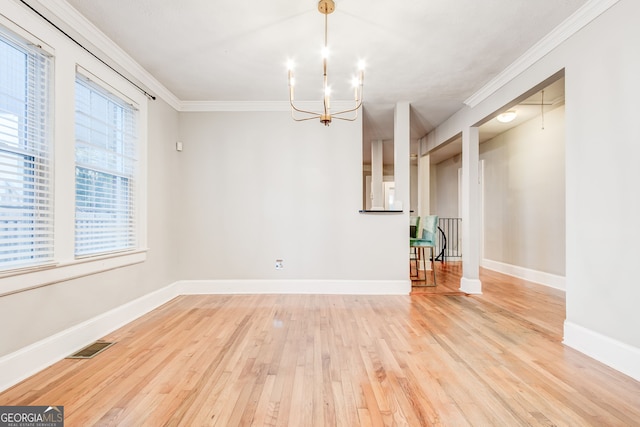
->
275;259;284;270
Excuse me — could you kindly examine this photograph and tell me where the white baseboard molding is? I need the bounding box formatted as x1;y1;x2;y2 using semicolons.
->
459;277;483;294
0;284;179;393
563;321;640;381
482;259;566;291
177;279;411;296
0;278;410;392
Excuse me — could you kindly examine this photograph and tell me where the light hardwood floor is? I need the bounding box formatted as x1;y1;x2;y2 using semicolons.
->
1;265;639;426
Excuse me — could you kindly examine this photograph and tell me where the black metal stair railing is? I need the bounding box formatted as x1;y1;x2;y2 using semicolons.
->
435;218;462;262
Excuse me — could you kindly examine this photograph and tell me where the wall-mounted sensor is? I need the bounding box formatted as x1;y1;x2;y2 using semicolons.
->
176;141;183;152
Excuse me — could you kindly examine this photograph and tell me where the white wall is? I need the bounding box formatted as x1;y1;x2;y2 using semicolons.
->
432;155;461;218
0;98;180;357
410;162;418;213
425;0;640;378
563;0;640;366
177;111;408;283
481;106;565;276
0;1;180;358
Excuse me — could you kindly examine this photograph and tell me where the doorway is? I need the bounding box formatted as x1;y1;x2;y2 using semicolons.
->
425;73;566;290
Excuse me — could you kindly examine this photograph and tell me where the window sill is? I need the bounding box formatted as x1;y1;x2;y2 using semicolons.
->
0;249;147;297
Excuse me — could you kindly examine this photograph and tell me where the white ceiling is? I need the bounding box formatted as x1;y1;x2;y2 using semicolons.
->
479;77;565;140
49;0;586;141
428;76;565;165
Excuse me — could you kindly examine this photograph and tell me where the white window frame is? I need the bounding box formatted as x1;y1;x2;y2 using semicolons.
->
74;70;138;257
0;21;54;271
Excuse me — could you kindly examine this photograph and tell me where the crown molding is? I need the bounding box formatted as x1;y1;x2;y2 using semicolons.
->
464;0;620;108
20;2;361;114
179;101;291;112
179;100;361;113
30;0;606;114
32;0;181;110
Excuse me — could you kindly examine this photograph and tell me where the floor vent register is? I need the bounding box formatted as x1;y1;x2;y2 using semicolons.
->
66;341;116;359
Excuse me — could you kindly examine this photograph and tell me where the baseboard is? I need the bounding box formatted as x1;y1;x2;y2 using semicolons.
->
177;279;411;295
459;277;482;294
0;284;179;392
482;259;566;290
563;321;640;381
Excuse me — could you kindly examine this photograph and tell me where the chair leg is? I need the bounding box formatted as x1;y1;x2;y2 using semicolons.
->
410;247;418;280
430;246;437;286
411;246;436;286
410;247;418;279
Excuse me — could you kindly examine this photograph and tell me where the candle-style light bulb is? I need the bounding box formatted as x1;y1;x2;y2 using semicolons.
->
351;76;359;100
287;63;295;101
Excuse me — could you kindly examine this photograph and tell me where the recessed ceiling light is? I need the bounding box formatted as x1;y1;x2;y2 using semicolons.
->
496;110;517;123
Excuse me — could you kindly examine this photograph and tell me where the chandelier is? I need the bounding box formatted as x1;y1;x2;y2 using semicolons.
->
287;0;364;126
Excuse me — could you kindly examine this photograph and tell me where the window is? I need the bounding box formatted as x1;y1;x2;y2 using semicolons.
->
75;75;138;257
0;28;52;271
0;17;147;294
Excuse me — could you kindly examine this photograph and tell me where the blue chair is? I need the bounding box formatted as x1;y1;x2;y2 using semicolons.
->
410;215;438;286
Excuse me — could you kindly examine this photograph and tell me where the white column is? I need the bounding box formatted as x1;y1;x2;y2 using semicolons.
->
371;140;384;209
394;102;410;212
460;126;482;294
418;153;430;217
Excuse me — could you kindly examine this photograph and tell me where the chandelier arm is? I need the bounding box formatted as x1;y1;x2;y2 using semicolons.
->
331;98;364;116
291;114;322;122
290;101;322;121
289;100;323;117
332;115;358;122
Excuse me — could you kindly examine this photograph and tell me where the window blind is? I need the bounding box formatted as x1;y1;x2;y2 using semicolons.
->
0;29;53;270
75;75;137;256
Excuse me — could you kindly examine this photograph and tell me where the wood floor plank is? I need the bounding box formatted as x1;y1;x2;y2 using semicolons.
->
1;266;639;426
